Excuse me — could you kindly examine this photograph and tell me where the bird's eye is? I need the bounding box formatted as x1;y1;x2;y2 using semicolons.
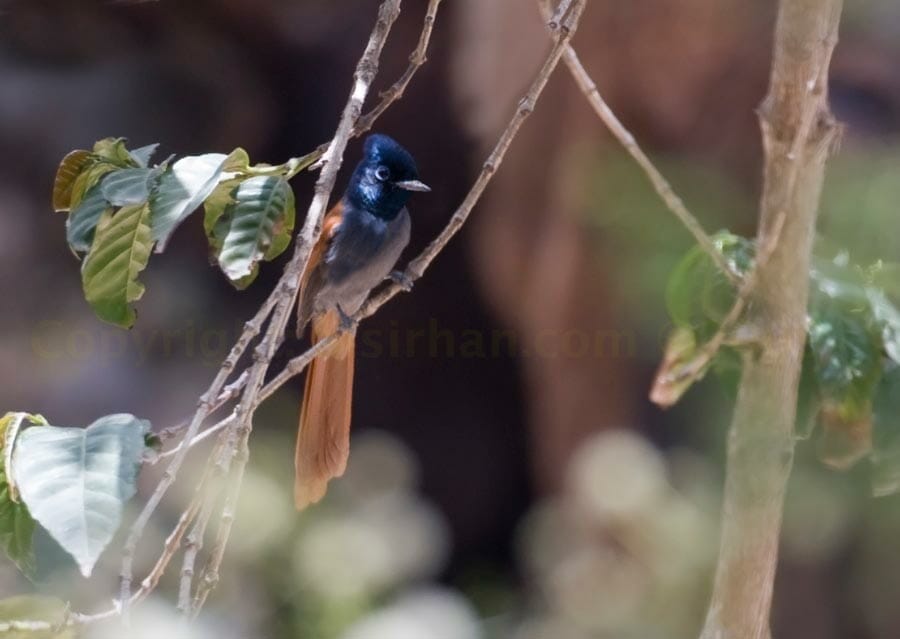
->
374;166;391;182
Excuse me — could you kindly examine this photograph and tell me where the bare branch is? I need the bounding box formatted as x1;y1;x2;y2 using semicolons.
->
537;0;740;286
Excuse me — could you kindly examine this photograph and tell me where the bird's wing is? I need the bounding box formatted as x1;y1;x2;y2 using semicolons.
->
296;201;344;336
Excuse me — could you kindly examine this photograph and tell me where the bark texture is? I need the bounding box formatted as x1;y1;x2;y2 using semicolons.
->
700;1;844;638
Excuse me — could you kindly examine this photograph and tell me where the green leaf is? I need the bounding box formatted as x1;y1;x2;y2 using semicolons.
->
149;152;233;251
213;176;294;287
68;162;116;212
202;177;242;256
66;183;112;253
91;137;135;168
0;482;35;578
665;232;754;339
0;595;75;638
129;143;159;168
0;414;44;577
52;150;92;212
100;167;155;207
807;299;882;417
10;414;148;577
81;204;153;328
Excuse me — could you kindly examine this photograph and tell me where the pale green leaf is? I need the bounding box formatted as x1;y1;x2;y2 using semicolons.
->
81;204;153;328
149;152;232;251
10;414;148;577
100;167;154;206
66;183;112;253
129;143;159;168
214;176;293;287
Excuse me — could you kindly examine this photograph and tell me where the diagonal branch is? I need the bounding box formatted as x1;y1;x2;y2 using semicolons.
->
538;0;739;286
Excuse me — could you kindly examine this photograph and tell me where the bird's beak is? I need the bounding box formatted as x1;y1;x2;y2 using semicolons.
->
393;179;431;192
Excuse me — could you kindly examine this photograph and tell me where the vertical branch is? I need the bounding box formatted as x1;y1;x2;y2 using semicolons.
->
699;2;843;638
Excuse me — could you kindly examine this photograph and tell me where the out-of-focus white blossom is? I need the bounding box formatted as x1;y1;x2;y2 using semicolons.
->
87;599;216;639
566;429;668;522
337;430;421;503
340;588;482;639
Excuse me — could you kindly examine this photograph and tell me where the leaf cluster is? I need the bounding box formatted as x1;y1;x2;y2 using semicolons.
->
54;139;305;328
662;234;900;495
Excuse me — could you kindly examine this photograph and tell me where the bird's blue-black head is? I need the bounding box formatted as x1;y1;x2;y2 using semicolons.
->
345;134;430;220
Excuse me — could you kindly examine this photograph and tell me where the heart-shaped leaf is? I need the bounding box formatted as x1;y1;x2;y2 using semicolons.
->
149;153;232;251
212;175;294;287
9;414;148;577
81;203;153;328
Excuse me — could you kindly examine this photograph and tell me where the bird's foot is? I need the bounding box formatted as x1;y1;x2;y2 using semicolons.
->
389;270;415;292
335;305;355;332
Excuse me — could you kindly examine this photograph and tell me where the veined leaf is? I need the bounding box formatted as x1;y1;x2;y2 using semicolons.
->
66;183;112;253
150;152;234;251
10;414;148;577
129;143;159;168
0;413;44;577
92;138;135;168
665;231;754;339
807;299;882;416
69;162;116;211
81;204;153;328
52;150;92;212
100;167;155;207
213;176;294;288
202;177;241;256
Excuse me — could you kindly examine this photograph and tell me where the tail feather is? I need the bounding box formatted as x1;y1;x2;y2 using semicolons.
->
295;310;355;509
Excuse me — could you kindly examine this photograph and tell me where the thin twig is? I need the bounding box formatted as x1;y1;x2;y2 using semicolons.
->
537;0;739;286
118;293;277;621
355;0;443;134
548;0;574;30
152;416;234;464
286;0;443;179
156;372;248;444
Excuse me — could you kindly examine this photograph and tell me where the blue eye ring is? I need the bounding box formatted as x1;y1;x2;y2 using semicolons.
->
375;166;391;182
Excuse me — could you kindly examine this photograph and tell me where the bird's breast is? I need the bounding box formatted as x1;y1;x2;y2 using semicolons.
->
316;206;411;315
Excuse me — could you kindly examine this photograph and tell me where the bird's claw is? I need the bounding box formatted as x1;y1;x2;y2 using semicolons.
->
336;305;355;332
389;270;415;292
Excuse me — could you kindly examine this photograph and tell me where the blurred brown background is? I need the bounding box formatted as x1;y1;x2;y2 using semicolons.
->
1;1;900;637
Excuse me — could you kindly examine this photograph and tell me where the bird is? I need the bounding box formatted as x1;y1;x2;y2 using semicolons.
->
294;133;430;510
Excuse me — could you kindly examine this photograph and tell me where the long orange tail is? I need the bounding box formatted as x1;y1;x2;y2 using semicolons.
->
295;310;355;509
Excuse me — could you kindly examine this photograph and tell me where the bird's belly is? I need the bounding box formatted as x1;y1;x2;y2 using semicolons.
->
315;210;410;316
